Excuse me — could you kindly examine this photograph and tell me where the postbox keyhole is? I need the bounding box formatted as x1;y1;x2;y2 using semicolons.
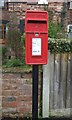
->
35;33;39;37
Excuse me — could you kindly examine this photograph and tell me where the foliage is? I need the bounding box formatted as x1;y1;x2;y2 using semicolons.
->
5;12;25;60
21;33;25;46
0;47;2;55
5;11;26;61
20;33;26;64
2;47;7;64
39;100;42;117
48;38;72;53
2;47;7;55
61;2;66;28
3;33;26;67
48;10;65;38
44;6;66;38
5;58;25;67
48;10;61;38
6;25;25;61
6;28;21;55
48;22;64;38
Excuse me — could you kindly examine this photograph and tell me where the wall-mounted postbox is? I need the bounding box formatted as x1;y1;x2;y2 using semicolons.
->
25;10;48;64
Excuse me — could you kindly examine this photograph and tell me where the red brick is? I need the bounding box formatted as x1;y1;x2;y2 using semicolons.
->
2;90;18;96
18;95;32;101
2;101;18;108
17;107;32;114
2;73;40;117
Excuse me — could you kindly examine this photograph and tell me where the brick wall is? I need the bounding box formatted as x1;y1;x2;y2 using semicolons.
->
1;2;72;26
2;72;41;118
48;2;63;23
67;2;72;24
8;3;44;21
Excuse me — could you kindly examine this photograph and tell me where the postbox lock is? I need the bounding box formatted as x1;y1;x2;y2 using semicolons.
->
35;33;39;37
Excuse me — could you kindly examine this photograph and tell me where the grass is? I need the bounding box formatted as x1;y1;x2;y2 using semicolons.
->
2;65;32;73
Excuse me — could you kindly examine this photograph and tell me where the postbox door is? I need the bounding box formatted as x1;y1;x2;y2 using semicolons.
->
25;32;48;64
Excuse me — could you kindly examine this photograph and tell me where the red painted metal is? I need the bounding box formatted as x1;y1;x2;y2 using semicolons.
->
25;10;48;64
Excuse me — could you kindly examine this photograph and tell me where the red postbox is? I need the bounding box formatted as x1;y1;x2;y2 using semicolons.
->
25;10;48;64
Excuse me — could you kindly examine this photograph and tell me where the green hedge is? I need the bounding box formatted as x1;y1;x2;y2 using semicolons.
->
48;38;72;53
5;58;25;67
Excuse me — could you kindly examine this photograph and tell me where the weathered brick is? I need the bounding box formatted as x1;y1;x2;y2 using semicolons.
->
2;84;11;90
2;90;18;96
2;96;17;102
18;84;32;90
10;79;18;84
2;72;40;117
20;73;32;79
18;95;32;101
2;79;10;84
2;73;20;79
2;101;18;108
17;107;31;114
19;89;32;96
18;78;32;85
2;108;17;113
17;101;32;108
